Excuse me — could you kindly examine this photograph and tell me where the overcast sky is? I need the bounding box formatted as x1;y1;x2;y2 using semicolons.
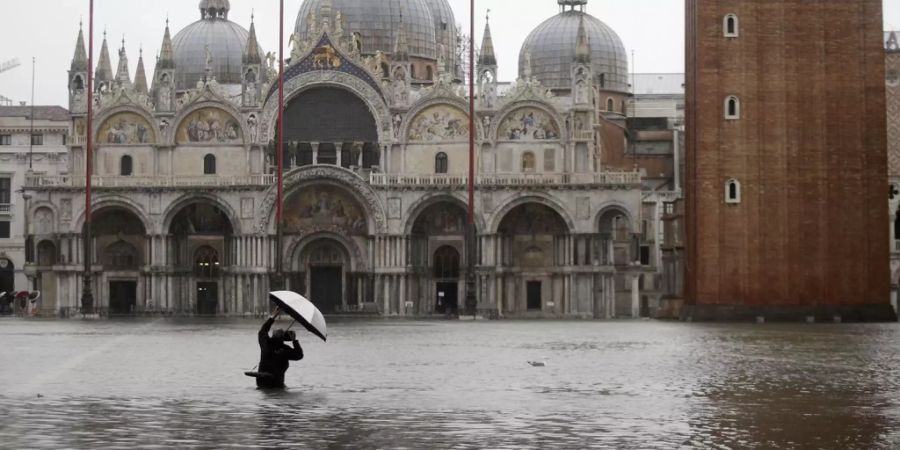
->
1;0;899;107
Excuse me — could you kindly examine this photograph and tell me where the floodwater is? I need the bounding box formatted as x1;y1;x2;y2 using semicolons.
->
1;319;900;449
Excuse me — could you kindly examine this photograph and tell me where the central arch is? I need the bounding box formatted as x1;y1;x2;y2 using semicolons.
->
87;206;148;315
287;233;364;314
407;199;470;315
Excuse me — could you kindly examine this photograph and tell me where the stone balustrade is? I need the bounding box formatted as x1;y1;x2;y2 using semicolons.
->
25;174;276;189
370;171;641;188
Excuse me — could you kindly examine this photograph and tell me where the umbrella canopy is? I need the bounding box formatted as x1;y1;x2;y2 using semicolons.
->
268;291;327;342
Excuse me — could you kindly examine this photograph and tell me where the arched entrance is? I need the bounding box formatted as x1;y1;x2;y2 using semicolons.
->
279;87;380;170
409;201;467;315
597;208;633;265
497;203;569;313
169;202;234;315
290;237;352;314
89;207;147;315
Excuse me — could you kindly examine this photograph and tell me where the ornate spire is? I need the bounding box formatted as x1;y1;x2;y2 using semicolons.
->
478;11;496;68
575;14;591;63
243;14;262;65
156;21;175;70
95;31;114;83
115;37;132;85
70;24;88;72
394;11;409;61
134;47;148;94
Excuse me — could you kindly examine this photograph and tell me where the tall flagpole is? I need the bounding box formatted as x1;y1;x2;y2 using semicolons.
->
275;0;286;289
81;0;95;314
464;0;477;316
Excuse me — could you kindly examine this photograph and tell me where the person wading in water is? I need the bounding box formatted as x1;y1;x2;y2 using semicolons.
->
257;307;304;389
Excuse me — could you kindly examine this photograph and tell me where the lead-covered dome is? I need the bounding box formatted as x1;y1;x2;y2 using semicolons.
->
295;0;438;61
519;8;628;93
171;1;264;91
422;0;458;70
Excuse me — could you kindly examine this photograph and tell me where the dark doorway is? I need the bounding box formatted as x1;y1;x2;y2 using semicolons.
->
197;282;218;315
109;281;137;315
0;258;14;315
436;281;458;314
527;281;542;310
311;267;342;313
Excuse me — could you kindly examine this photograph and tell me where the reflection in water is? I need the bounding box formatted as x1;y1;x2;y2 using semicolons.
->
1;319;899;448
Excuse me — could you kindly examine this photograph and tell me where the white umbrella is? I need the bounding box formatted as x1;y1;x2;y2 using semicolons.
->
268;291;327;342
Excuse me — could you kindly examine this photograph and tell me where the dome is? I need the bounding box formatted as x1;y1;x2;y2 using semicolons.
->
295;0;437;61
171;2;264;91
519;10;628;92
421;0;458;69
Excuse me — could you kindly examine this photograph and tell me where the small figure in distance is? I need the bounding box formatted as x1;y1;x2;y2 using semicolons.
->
256;306;304;389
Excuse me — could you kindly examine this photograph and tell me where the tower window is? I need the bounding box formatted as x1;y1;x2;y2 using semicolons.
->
725;96;741;120
724;14;739;38
607;98;615;112
120;155;133;176
725;178;741;204
435;152;448;174
204;154;216;175
522;151;536;172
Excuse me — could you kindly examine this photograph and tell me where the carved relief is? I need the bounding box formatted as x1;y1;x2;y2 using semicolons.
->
498;107;560;141
176;107;242;144
34;207;54;235
408;105;469;142
60;199;72;222
284;185;367;235
388;198;401;220
241;198;255;219
97;112;155;144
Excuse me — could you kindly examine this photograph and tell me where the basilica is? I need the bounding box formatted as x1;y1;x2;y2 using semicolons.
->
22;0;665;318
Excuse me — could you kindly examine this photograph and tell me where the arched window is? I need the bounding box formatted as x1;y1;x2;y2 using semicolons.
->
104;241;139;270
410;65;417;80
433;246;461;279
599;73;606;88
120;155;133;176
37;241;56;266
725;96;741;120
426;66;434;81
725;178;742;204
203;154;216;175
607;98;615;112
522;152;536;172
435;152;448;174
194;246;220;278
724;14;739;37
73;75;84;90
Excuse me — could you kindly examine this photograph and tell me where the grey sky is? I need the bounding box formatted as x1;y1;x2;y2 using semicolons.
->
1;0;899;107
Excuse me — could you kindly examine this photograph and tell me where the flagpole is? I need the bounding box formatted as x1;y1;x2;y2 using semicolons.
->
275;0;286;290
464;0;477;317
81;0;95;315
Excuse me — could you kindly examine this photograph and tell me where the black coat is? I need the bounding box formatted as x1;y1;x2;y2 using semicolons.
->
257;317;304;388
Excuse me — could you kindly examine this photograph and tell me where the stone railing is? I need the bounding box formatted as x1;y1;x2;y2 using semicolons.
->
370;171;641;188
25;174;276;189
0;203;12;215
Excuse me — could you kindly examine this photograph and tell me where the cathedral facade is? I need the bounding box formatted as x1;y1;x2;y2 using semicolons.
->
24;0;653;318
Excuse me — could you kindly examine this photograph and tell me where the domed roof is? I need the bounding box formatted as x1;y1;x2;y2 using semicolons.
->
519;10;628;93
171;2;264;91
295;0;437;61
422;0;458;69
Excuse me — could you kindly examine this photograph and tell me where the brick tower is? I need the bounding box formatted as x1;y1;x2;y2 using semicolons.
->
684;0;897;321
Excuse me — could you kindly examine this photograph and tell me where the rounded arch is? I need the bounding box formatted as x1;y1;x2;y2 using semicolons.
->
31;205;56;235
403;193;485;235
594;203;635;233
173;104;245;145
162;194;241;236
94;106;158;145
433;245;461;279
489;194;575;234
193;245;221;278
36;240;57;266
72;196;151;234
493;101;564;143
285;231;365;273
258;165;387;235
596;204;635;241
402;98;484;142
261;73;392;144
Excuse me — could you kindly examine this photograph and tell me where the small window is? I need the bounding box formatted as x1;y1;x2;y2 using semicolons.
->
120;155;133;176
435;152;448;174
0;221;10;239
411;65;417;80
62;134;67;146
724;14;739;38
31;134;43;146
640;245;651;266
0;178;10;204
522;151;536;172
203;154;216;175
725;96;741;120
725;178;742;204
0;135;10;146
607;98;615;112
599;73;606;88
426;66;434;81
